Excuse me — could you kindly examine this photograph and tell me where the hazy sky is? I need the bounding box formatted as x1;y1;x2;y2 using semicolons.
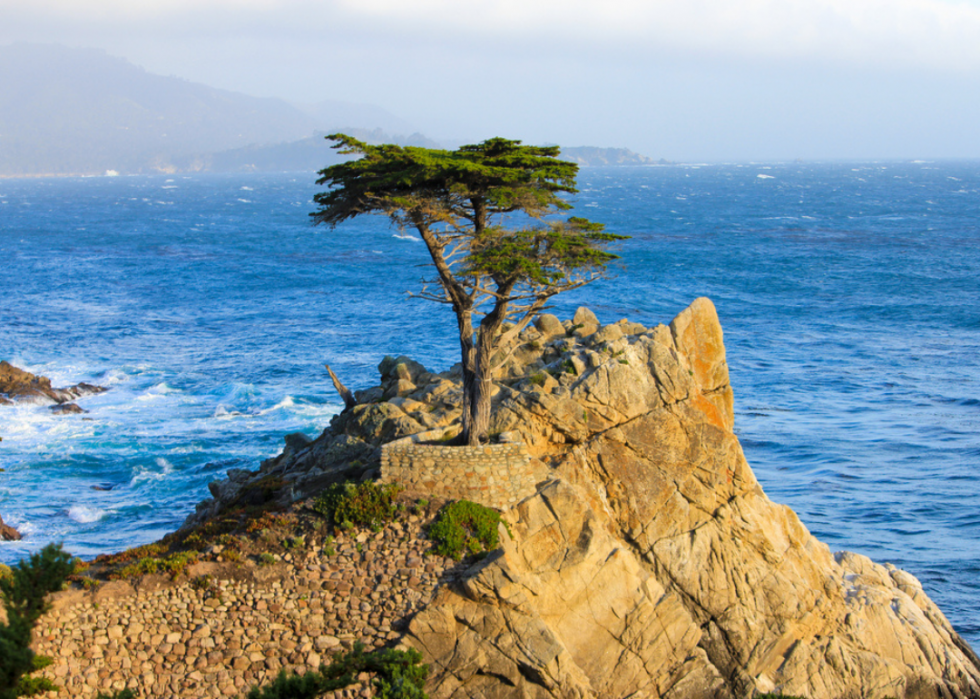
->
5;0;980;160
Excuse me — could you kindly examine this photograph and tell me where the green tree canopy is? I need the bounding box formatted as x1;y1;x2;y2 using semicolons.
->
312;135;627;445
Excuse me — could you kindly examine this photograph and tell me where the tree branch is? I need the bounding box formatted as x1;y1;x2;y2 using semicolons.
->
325;364;356;411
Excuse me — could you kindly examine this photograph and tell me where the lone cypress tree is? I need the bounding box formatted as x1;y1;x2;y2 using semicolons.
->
312;135;627;445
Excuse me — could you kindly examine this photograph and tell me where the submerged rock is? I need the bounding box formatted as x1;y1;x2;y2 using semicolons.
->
0;361;107;406
50;402;85;414
189;298;980;698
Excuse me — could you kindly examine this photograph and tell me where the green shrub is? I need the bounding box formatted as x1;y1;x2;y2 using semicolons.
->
1;543;75;699
14;656;57;697
312;482;403;532
112;551;198;580
428;501;511;561
244;642;428;699
528;372;548;387
257;553;277;567
190;574;215;591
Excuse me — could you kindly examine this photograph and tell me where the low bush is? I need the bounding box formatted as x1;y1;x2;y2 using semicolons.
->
244;642;428;699
312;482;403;532
14;656;57;697
428;500;510;561
110;551;198;580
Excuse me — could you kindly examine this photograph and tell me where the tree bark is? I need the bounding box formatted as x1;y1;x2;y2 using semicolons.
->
467;288;512;445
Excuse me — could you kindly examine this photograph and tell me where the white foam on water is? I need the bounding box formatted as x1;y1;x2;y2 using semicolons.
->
756;174;775;180
130;457;174;486
240;186;254;191
145;382;179;395
67;505;108;524
392;233;420;241
5;517;38;537
258;396;297;414
237;198;253;203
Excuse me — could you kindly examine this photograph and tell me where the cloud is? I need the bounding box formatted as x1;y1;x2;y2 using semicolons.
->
7;0;980;71
330;0;980;70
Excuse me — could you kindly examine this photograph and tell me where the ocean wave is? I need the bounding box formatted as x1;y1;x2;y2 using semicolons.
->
67;505;108;524
257;396;296;415
130;457;174;486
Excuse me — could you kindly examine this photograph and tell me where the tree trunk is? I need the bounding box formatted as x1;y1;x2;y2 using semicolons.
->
466;292;512;446
455;306;477;444
468;324;496;445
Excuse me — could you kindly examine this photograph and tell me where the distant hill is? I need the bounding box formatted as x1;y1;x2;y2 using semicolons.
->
0;44;422;177
198;135;655;174
0;44;655;176
560;146;654;166
195;129;443;173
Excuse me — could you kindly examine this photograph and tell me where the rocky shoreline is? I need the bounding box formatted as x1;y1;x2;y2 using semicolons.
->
0;360;107;412
17;298;980;698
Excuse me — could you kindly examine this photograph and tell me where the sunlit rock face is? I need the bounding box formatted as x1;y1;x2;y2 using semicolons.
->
193;298;980;698
404;299;980;699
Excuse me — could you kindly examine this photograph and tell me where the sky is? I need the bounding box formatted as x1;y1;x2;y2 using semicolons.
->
4;0;980;161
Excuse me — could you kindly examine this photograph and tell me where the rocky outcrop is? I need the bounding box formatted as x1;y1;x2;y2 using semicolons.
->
0;512;21;541
0;361;107;406
192;298;980;698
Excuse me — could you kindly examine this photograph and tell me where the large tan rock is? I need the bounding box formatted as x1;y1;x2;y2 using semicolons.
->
401;300;980;699
192;299;980;698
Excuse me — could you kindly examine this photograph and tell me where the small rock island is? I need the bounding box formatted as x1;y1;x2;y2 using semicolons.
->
23;299;980;698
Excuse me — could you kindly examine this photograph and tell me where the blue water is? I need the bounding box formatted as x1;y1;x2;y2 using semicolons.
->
1;164;978;645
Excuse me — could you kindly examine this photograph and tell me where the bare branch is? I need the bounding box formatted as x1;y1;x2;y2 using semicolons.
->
325;364;356;411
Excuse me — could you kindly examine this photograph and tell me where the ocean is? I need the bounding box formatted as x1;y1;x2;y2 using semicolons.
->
1;163;978;645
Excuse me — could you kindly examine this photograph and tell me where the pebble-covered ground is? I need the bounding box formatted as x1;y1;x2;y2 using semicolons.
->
32;516;460;698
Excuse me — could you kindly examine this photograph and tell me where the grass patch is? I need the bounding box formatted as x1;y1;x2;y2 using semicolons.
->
428;500;511;561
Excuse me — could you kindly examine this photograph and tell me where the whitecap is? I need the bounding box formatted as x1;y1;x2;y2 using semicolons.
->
146;382;179;395
756;174;775;180
130;457;173;486
257;396;297;415
237;198;253;204
241;186;254;191
392;233;420;241
67;505;107;524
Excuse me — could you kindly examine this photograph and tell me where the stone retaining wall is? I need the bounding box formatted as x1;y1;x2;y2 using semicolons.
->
380;441;543;509
31;519;455;699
